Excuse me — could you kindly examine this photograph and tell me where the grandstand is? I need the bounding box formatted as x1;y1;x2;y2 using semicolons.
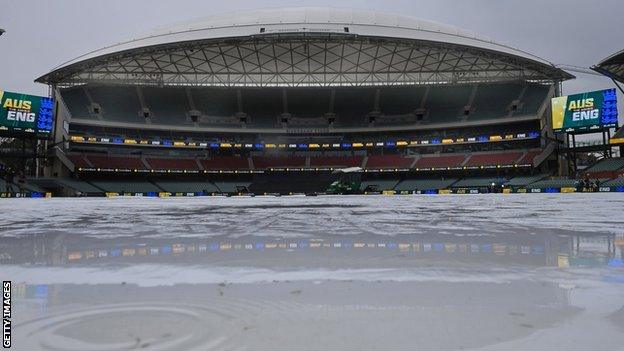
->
29;7;577;196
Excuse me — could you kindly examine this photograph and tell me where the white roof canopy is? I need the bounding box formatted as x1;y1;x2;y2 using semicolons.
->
37;7;573;87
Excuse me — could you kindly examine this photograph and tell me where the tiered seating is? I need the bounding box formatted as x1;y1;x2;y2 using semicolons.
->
57;179;103;193
395;178;458;191
470;84;522;120
143;87;190;124
214;182;252;193
515;84;550;116
87;86;143;123
68;154;91;168
505;174;549;187
155;181;219;193
146;158;199;171
360;180;400;191
310;156;363;168
465;152;523;167
529;178;578;189
333;88;374;127
413;155;466;169
87;155;146;170
191;88;238;117
200;157;249;171
243;89;282;126
365;155;414;169
252;156;306;169
585;158;624;172
90;181;161;193
379;86;426;115
517;150;541;165
452;177;508;188
288;89;330;117
425;85;472;123
60;87;91;118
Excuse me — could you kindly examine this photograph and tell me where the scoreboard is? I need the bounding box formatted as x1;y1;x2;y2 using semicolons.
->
551;88;618;133
0;90;54;134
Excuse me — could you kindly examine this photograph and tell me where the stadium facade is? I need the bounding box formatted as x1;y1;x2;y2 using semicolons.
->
33;7;580;195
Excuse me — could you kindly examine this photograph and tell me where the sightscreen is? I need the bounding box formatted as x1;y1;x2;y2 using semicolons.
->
0;90;54;134
551;88;618;133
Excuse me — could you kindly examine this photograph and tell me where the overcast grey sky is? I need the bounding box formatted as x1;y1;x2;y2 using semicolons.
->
1;0;623;116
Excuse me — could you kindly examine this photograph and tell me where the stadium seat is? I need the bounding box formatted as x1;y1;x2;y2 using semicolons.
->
470;83;523;120
514;84;550;116
87;155;146;170
517;150;542;165
394;178;458;191
146;158;199;171
585;158;624;172
309;156;363;168
90;181;161;193
60;87;92;118
413;155;466;169
154;181;219;193
142;87;190;124
365;155;414;169
214;182;252;193
252;156;306;169
425;85;472;123
200;157;249;171
505;174;549;187
287;88;331;118
529;178;578;189
465;152;523;167
67;154;91;168
87;85;143;123
191;88;238;118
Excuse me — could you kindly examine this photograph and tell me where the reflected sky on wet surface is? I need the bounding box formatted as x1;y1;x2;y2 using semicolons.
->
1;194;623;350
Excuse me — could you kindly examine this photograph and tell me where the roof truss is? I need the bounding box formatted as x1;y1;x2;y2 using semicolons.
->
47;34;569;87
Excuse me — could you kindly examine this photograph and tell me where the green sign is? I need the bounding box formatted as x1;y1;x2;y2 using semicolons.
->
551;89;618;133
0;90;54;134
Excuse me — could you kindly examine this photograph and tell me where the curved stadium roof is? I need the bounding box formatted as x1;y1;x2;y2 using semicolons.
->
37;7;573;87
592;49;624;83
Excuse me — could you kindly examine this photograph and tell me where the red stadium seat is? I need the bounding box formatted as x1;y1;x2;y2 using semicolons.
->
252;156;306;169
67;154;91;168
146;158;199;171
517;150;541;165
309;156;363;168
413;155;466;169
87;155;146;169
465;152;523;167
200;157;249;171
365;155;413;169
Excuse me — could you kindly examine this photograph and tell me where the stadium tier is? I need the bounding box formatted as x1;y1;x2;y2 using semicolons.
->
309;156;364;168
31;7;576;196
365;155;414;169
86;155;146;170
464;152;524;168
200;156;249;171
67;149;542;173
146;158;200;171
413;155;466;169
59;84;552;129
585;158;624;172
